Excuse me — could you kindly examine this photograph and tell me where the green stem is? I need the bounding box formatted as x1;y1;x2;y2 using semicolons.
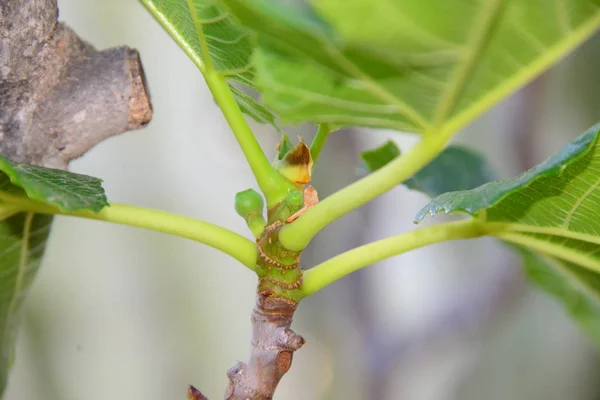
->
186;1;295;207
310;124;332;165
301;219;485;296
280;134;448;251
12;198;258;270
204;72;295;207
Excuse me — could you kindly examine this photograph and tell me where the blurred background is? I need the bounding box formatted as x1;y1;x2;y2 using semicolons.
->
4;1;600;399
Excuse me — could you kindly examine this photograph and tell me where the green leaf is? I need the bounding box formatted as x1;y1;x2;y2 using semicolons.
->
139;0;278;126
0;155;108;212
361;141;401;172
0;213;52;395
222;0;600;136
0;156;107;394
276;133;294;160
415;124;600;223
361;141;494;197
515;245;600;350
229;85;278;127
417;123;600;344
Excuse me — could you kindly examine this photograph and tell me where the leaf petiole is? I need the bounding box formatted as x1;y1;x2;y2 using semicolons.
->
301;219;486;296
3;196;258;270
310;123;332;166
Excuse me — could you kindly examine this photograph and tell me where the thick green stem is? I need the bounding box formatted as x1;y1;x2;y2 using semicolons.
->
310;124;332;165
301;219;485;296
178;0;296;207
10;198;258;270
280;134;448;251
205;72;295;206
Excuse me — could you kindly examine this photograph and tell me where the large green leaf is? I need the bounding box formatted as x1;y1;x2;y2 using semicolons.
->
139;0;278;125
222;0;600;136
0;157;109;395
416;123;600;344
0;213;52;395
0;155;108;212
516;246;600;349
361;141;495;197
415;124;599;225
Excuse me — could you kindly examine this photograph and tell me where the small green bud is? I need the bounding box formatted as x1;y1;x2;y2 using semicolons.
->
235;189;264;218
286;190;303;210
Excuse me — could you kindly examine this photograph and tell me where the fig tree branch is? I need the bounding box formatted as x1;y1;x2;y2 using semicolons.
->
1;0;152;168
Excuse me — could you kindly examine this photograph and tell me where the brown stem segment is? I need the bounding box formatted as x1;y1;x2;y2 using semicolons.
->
225;294;304;400
192;190;309;399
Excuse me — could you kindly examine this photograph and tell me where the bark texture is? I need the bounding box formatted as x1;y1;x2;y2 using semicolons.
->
225;294;304;400
0;0;152;168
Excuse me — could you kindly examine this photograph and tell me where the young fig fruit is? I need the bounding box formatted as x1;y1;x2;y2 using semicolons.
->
235;189;264;219
234;189;266;238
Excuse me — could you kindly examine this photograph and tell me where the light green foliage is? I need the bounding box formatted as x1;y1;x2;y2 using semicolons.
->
517;246;600;350
0;156;109;395
0;213;52;394
417;124;600;342
229;85;277;127
0;155;108;212
360;141;401;172
276;133;294;160
139;0;278;126
1;1;598;393
415;124;600;224
361;141;495;197
222;0;600;137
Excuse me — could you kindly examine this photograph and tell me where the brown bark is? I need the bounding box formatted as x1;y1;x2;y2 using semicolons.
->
189;296;303;400
191;294;303;399
0;0;152;168
225;294;304;400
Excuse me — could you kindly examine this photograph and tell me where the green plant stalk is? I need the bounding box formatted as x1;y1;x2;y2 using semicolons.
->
279;134;448;251
5;196;258;270
310;123;332;165
302;219;485;296
204;72;296;206
184;0;296;208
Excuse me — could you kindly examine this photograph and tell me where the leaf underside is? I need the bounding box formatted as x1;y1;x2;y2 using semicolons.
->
139;0;279;127
517;246;600;350
222;0;600;137
417;123;600;346
0;213;52;394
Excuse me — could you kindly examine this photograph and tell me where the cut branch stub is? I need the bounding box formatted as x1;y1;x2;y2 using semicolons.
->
225;294;304;400
1;0;152;168
188;385;209;400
